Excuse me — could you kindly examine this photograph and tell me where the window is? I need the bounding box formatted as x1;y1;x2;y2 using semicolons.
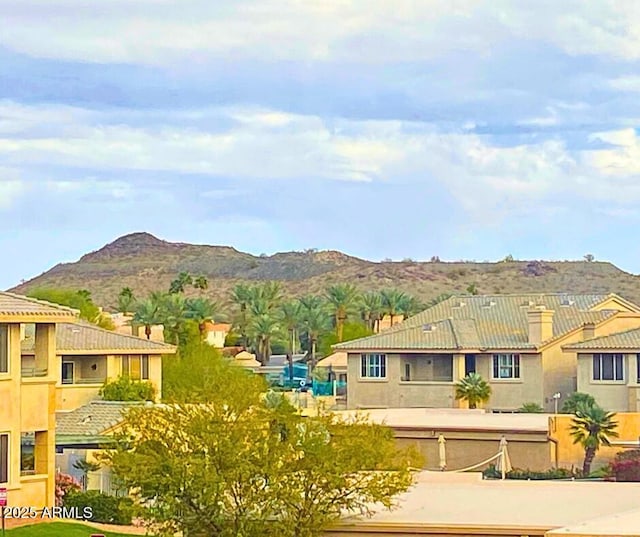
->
141;355;149;380
61;362;74;384
593;354;624;381
0;434;8;483
0;324;8;373
122;355;149;380
492;354;520;379
360;354;386;378
20;433;34;476
404;363;411;381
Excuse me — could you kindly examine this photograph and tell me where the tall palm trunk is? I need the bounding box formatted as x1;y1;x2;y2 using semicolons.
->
337;310;347;342
145;325;151;340
583;446;596;476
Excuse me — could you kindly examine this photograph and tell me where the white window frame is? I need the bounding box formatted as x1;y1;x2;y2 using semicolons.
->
360;353;387;379
593;353;624;382
492;353;521;380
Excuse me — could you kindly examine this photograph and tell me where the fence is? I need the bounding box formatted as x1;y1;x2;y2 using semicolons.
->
312;380;347;396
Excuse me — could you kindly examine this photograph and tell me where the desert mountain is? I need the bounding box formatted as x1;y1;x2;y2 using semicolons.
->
9;232;640;311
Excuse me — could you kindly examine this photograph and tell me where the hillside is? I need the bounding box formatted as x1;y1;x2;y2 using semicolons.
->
9;232;640;311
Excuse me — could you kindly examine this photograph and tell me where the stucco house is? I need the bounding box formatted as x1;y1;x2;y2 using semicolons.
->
21;321;176;411
334;293;640;412
0;291;79;508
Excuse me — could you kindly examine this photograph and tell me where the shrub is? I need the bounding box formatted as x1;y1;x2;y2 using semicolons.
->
100;376;156;401
609;449;640;481
561;392;596;414
64;490;134;525
483;465;581;480
518;402;544;413
55;472;81;507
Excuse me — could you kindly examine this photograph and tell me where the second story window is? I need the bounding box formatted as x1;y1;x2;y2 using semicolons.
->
361;354;386;378
0;433;8;483
593;353;624;381
492;354;520;379
0;324;8;374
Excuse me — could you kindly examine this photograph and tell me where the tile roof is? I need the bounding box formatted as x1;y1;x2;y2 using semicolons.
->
0;292;78;319
334;294;625;352
564;327;640;350
22;321;176;354
56;400;151;437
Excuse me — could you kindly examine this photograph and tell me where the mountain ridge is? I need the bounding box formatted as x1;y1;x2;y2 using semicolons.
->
9;232;640;311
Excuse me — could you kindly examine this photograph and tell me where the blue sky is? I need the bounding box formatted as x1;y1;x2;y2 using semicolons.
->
2;0;640;289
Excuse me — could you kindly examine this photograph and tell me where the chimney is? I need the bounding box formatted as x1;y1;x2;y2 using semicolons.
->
527;306;554;345
582;322;596;341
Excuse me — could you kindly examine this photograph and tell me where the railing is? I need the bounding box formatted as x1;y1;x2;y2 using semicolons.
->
63;377;106;385
312;380;347;396
401;376;453;382
21;367;48;378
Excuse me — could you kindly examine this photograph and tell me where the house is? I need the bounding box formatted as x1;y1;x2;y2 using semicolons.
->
563;328;640;411
203;322;232;348
0;291;78;508
56;400;148;494
316;352;348;383
111;312;165;342
333;293;640;412
21;321;176;411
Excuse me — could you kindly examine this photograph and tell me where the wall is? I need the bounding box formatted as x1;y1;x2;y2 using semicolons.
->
576;353;635;412
550;412;640;469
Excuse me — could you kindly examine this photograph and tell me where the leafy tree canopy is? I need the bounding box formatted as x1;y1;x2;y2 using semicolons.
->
561;392;597;414
99;376;156;402
318;322;373;357
28;288;115;330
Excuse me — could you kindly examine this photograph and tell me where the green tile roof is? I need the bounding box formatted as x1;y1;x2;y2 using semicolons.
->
334;293;626;351
56;400;151;437
22;321;176;354
564;328;640;350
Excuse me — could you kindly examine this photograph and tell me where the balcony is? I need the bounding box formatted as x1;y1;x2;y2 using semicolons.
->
21;367;48;378
400;353;454;383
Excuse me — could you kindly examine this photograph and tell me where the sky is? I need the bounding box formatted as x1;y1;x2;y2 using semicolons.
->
2;0;640;289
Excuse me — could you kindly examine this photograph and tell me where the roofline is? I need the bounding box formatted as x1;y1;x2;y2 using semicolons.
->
559;314;640;351
22;348;175;356
570;348;640;353
595;293;640;313
338;348;538;354
392;426;548;435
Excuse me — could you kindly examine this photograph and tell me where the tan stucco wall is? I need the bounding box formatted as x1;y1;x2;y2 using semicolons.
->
576;353;635;412
1;323;56;508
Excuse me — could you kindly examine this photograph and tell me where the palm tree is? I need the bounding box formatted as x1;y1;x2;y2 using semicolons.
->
132;299;161;340
454;373;491;409
380;288;408;327
193;275;209;293
325;284;360;342
185;297;218;339
116;287;136;314
169;271;193;294
280;301;302;378
249;313;281;365
300;302;330;373
230;283;252;349
398;294;423;319
250;281;283;310
570;403;618;475
361;292;383;333
159;293;188;344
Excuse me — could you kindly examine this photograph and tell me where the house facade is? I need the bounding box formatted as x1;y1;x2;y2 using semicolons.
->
334;293;640;412
0;292;78;508
21;321;176;411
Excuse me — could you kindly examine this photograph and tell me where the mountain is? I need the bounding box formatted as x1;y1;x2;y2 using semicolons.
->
9;232;640;311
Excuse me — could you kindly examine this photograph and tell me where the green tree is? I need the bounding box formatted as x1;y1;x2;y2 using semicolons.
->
28;288;115;330
299;297;330;372
318;322;373;357
169;271;193;294
518;402;544;413
132;299;162;340
361;292;383;332
106;378;417;537
561;392;597;414
184;297;218;339
157;293;189;345
380;288;408;326
99;376;156;401
398;294;423;318
116;287;136;314
193;275;209;293
466;283;478;295
249;313;281;365
280;300;302;377
454;373;492;409
570;403;618;475
230;283;252;350
325;284;361;342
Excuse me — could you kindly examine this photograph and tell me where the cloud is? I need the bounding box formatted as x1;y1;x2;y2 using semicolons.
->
2;1;640;65
0;177;25;210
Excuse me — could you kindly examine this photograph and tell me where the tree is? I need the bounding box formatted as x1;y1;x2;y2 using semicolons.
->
561;392;597;414
116;287;136;315
584;254;595;262
106;378;418;537
280;301;302;379
230;283;252;350
454;373;491;409
361;292;383;332
318;322;373;357
249;313;281;365
132;299;161;340
28;288;115;330
325;284;360;342
99;376;156;401
398;294;423;318
299;297;330;372
157;293;189;345
169;271;193;294
466;283;478;295
380;289;408;326
193;275;209;293
518;402;544;413
570;403;618;475
184;297;218;339
502;254;514;262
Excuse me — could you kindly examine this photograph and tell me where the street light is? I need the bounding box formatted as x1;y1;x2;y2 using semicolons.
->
552;392;561;414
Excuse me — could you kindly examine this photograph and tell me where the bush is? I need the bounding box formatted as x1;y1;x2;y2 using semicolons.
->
55;472;81;507
609;449;640;481
64;490;134;525
483;465;581;480
518;402;544;413
561;392;596;414
100;376;156;401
